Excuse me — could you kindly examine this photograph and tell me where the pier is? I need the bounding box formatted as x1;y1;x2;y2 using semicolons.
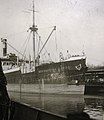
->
85;66;104;95
85;67;104;80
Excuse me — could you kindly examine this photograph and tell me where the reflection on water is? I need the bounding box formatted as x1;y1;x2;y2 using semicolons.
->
84;96;104;120
9;92;104;120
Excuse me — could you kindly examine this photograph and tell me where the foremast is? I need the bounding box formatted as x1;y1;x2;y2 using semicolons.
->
29;0;38;71
29;0;56;70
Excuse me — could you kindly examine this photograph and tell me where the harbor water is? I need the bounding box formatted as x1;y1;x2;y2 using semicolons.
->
9;92;104;120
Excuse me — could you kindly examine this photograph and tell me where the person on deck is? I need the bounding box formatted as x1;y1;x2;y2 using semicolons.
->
0;58;10;120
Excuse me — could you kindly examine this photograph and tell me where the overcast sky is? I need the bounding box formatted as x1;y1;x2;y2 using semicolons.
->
0;0;104;66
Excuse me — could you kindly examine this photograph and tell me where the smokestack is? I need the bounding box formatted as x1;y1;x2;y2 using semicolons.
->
1;38;7;57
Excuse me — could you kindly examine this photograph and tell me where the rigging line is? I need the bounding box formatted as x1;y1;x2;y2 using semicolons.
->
22;31;32;58
35;32;41;55
23;11;31;28
38;26;56;55
5;31;26;38
41;51;47;57
6;42;28;60
42;47;52;62
36;32;53;61
41;53;48;63
55;30;58;53
20;31;32;52
66;0;78;8
40;40;53;62
37;35;41;55
66;0;71;5
55;30;58;61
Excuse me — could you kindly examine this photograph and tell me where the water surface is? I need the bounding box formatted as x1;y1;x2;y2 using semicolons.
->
9;92;104;120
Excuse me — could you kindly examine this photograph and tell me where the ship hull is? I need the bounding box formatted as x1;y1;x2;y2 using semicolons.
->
85;84;104;95
7;84;85;95
5;58;86;95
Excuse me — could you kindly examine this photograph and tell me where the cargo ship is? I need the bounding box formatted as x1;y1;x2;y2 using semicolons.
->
1;42;87;95
0;1;87;95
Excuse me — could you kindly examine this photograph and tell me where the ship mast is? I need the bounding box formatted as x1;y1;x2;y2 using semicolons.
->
30;0;38;70
29;1;56;68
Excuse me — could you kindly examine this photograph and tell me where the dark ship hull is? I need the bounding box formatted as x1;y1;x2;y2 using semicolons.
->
85;83;104;95
5;57;87;94
84;67;104;95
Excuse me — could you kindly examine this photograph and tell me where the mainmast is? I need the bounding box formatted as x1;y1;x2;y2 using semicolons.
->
30;0;38;70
